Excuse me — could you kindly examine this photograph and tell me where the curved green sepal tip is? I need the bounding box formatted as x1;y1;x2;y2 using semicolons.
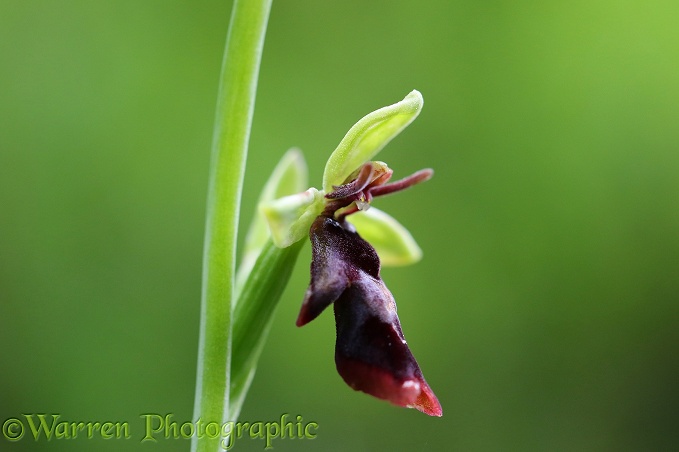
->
260;188;325;248
323;90;424;192
347;207;423;266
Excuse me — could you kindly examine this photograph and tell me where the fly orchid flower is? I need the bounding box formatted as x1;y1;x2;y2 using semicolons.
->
260;91;442;416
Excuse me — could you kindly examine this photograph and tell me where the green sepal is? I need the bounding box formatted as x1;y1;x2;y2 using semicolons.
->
236;149;307;293
259;188;325;248
244;149;308;253
347;207;423;266
322;90;424;192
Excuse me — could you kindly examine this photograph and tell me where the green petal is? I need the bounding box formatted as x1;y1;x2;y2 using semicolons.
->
322;90;424;192
347;207;423;266
237;148;307;292
260;188;325;248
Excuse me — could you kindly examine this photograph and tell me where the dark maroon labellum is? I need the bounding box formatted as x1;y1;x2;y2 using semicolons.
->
297;164;442;417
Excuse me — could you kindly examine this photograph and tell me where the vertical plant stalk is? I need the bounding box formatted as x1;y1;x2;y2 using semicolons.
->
192;1;272;451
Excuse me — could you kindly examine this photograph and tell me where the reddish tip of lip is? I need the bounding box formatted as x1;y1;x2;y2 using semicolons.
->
336;356;443;417
412;382;443;417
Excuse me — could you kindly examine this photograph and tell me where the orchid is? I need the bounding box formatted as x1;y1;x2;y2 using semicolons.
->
259;91;442;416
192;3;442;449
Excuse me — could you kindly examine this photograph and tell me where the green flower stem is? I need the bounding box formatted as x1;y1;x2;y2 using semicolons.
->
192;1;272;451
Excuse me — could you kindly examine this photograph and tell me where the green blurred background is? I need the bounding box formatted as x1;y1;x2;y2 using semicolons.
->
1;1;678;451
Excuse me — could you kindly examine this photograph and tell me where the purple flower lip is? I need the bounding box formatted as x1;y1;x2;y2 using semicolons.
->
297;164;441;416
332;271;443;417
